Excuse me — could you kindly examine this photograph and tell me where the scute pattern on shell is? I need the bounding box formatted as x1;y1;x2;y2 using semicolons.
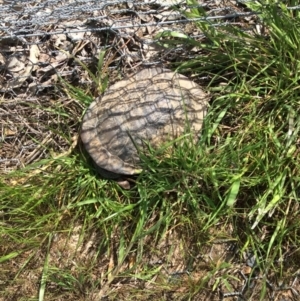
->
81;67;209;178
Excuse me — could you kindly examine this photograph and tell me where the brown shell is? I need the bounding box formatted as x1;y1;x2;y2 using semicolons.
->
81;67;209;178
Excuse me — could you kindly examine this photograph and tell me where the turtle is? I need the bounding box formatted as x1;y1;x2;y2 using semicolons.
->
81;67;209;182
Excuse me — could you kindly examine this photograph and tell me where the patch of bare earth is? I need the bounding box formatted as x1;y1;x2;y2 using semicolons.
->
1;221;299;300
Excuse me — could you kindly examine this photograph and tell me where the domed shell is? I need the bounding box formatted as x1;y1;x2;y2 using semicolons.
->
81;67;209;178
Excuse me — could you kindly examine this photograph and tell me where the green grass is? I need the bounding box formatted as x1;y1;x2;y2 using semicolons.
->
1;1;300;300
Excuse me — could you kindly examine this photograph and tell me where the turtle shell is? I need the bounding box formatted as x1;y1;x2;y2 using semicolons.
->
81;67;209;178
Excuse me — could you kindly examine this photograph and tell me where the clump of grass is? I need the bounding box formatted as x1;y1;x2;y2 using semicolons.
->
1;2;300;300
155;0;300;292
